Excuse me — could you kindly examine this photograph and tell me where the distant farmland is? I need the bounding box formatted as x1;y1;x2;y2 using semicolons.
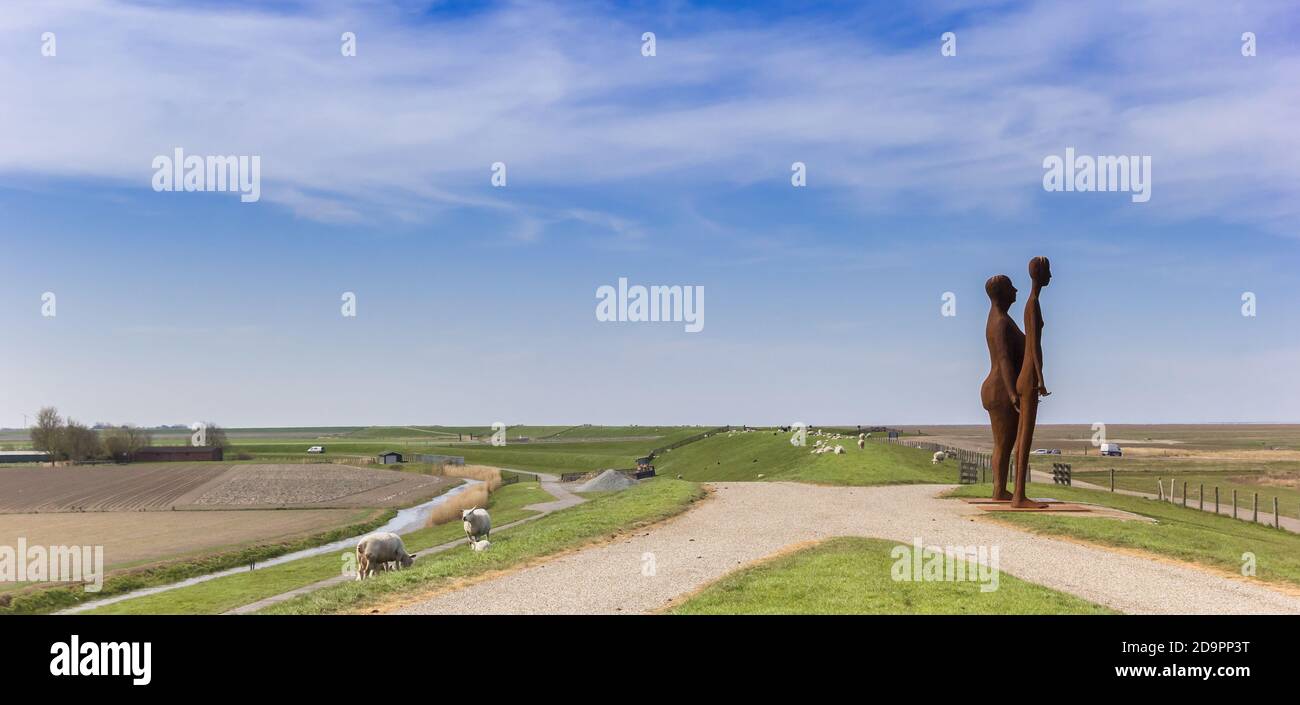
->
0;462;450;513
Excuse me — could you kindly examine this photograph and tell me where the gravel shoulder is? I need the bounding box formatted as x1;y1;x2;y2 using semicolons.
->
394;482;1300;615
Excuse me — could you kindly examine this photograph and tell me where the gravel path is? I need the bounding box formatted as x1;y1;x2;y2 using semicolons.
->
393;482;1300;615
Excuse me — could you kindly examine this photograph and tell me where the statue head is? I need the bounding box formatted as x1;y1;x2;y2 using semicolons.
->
1029;256;1051;288
985;274;1017;311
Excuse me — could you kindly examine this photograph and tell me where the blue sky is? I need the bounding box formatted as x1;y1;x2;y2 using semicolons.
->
1;0;1298;427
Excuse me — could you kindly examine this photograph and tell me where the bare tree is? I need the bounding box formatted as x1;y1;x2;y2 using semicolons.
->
30;407;64;460
63;420;102;462
103;425;153;462
201;422;230;449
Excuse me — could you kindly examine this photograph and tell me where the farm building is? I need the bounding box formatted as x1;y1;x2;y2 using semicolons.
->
133;446;224;462
378;451;404;465
0;450;51;464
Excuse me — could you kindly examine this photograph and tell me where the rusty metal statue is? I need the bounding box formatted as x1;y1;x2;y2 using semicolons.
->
980;274;1024;502
1011;256;1052;508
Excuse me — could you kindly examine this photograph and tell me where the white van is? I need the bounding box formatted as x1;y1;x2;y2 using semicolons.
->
307;445;325;454
1099;443;1122;457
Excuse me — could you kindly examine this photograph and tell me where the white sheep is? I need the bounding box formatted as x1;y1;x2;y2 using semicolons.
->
462;507;492;546
932;451;946;465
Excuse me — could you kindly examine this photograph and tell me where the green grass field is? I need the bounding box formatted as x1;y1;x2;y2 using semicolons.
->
671;537;1113;614
913;423;1300;453
1068;461;1300;521
260;477;706;615
82;481;553;615
219;426;706;472
654;431;944;485
946;481;1300;588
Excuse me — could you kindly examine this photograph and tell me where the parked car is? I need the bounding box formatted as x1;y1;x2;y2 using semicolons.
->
307;445;325;454
1031;448;1050;455
1099;443;1122;457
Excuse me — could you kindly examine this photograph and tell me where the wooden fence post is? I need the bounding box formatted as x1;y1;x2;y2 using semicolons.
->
1233;489;1238;519
1275;497;1280;529
1253;493;1259;523
1199;484;1204;511
1157;479;1164;501
1110;468;1115;492
1182;481;1188;508
1214;486;1219;514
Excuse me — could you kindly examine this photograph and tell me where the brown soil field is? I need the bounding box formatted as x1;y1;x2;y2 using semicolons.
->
0;463;231;513
186;464;449;508
0;462;451;513
0;508;373;572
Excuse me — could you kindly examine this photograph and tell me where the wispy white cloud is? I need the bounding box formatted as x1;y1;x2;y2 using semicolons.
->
1;0;1297;238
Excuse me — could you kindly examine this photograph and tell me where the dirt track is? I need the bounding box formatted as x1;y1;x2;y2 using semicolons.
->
393;482;1300;616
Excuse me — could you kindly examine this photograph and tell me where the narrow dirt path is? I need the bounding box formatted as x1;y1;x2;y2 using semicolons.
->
393;482;1300;616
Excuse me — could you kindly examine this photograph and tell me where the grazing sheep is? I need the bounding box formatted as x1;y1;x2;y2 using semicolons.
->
834;445;845;454
462;507;492;546
932;451;946;465
355;532;415;580
471;539;491;552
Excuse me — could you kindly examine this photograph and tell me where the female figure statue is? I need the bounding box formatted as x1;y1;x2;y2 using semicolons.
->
1012;256;1052;509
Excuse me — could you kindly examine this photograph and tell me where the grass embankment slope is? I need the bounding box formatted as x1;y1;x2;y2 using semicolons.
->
225;426;704;472
1066;457;1300;521
672;537;1113;615
655;431;943;486
1;507;397;615
84;481;552;615
261;477;705;615
947;481;1300;589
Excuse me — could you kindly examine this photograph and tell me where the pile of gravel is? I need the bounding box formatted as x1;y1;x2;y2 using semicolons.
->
576;469;637;493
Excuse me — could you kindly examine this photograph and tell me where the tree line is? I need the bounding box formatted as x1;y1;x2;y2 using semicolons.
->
29;407;229;463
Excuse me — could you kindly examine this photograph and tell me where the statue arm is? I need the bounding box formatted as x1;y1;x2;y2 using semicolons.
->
1034;302;1048;395
1036;352;1048;396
